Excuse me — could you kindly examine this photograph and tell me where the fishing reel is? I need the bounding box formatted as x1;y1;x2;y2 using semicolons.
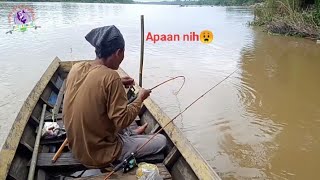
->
122;153;137;173
127;86;137;104
112;153;137;173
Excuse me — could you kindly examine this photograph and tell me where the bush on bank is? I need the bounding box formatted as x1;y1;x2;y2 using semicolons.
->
251;0;320;39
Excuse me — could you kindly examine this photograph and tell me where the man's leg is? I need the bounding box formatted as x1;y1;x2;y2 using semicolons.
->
117;134;167;161
120;119;148;136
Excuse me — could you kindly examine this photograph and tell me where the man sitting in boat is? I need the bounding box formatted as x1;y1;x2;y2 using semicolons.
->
62;25;167;169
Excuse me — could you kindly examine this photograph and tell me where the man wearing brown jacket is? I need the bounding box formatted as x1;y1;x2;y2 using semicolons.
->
62;25;166;169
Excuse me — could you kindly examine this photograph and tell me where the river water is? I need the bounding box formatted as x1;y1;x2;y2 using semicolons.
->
1;2;320;179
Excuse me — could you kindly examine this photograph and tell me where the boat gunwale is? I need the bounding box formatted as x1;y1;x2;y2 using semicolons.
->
0;57;61;179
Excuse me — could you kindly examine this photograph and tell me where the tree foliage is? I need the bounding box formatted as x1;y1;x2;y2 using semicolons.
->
176;0;262;6
196;0;261;6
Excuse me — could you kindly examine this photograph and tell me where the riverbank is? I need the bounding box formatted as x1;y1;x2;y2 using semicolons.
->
250;1;320;40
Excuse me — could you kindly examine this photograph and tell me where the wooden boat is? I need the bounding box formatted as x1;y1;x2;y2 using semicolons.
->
0;57;221;180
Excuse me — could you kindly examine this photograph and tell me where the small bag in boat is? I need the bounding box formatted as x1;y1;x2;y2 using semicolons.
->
41;122;66;139
136;162;163;180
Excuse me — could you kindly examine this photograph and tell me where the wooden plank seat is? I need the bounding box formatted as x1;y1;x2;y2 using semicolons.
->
28;152;165;169
66;163;172;180
40;137;65;145
27;152;86;171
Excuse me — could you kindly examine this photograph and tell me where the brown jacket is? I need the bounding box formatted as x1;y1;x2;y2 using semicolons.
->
62;62;142;168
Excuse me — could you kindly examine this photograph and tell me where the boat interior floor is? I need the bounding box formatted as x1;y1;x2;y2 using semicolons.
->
64;163;172;180
30;123;169;179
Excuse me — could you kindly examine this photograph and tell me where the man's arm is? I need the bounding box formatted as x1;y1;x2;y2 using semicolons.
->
106;78;142;129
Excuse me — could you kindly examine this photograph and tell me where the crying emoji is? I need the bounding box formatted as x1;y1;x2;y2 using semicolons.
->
200;30;213;44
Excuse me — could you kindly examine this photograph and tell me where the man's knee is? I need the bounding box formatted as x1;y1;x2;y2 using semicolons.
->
155;134;167;149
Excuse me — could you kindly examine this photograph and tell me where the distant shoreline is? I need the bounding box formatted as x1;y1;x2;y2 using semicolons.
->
0;0;134;4
0;0;255;6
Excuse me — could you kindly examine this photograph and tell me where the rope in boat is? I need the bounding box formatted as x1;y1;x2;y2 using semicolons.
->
104;69;238;179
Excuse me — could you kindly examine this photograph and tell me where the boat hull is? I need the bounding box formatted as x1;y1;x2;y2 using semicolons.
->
0;57;221;180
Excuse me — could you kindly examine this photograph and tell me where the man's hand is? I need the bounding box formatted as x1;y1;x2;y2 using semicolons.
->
137;88;151;101
121;76;135;88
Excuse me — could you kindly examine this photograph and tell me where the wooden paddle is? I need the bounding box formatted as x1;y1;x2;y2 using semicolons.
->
52;138;68;163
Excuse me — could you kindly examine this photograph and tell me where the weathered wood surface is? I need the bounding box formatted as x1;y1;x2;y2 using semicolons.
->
30;115;40;125
33;103;44;123
0;57;61;179
36;169;47;180
28;152;82;168
139;110;159;134
8;154;30;180
49;79;60;93
40;97;54;109
20;124;36;152
42;85;56;107
40;138;65;145
69;163;171;180
171;157;198;180
45;113;63;121
41;145;50;153
32;152;164;169
150;123;161;134
52;80;65;117
163;146;180;168
155;163;172;179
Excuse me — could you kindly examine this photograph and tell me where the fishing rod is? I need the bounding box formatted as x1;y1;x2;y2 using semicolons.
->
104;69;238;179
128;76;185;103
150;75;185;92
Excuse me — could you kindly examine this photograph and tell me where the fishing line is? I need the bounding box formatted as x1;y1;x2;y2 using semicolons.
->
172;89;184;128
128;76;185;104
150;75;185;95
151;76;185;127
104;69;238;179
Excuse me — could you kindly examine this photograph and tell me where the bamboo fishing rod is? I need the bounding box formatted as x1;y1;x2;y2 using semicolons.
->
139;15;144;87
150;75;185;93
128;76;185;103
104;69;238;179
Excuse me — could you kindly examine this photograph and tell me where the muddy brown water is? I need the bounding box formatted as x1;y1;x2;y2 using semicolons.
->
0;2;320;179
